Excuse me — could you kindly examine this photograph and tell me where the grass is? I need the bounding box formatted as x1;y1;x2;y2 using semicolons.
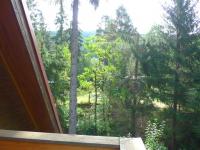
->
77;92;168;109
77;93;90;104
77;92;102;104
153;101;168;109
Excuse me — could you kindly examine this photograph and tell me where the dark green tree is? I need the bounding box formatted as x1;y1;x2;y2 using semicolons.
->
165;0;200;149
54;0;69;44
141;0;200;148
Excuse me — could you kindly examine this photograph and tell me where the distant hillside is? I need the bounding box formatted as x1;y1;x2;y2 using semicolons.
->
82;31;96;38
49;31;57;37
48;30;95;38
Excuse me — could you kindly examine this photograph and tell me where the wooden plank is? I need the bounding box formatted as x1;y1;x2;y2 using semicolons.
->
120;138;146;150
0;130;146;149
0;140;118;150
0;130;119;148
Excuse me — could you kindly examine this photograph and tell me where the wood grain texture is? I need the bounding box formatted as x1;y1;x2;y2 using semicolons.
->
0;130;146;150
0;130;119;148
0;60;35;131
0;0;61;132
0;140;118;150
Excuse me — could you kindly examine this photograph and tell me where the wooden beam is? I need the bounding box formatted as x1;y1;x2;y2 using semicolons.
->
120;138;146;150
0;0;62;132
0;130;119;150
0;130;146;150
0;140;117;150
0;130;119;148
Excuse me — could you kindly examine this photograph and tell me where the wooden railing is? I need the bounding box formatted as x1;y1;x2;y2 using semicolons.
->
0;130;146;150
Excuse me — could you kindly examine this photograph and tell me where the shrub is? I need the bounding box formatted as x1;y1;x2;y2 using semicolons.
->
145;119;167;150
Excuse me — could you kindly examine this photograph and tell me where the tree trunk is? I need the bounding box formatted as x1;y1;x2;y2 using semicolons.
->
131;35;139;136
107;95;111;134
172;90;177;150
94;71;98;134
69;0;79;134
103;97;105;123
172;58;181;150
132;59;139;136
172;28;181;150
88;92;91;104
59;0;64;41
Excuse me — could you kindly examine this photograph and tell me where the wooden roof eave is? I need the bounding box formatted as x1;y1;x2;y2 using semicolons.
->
0;0;62;133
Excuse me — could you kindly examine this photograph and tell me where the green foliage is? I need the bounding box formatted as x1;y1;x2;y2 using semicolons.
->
45;44;70;101
145;119;167;150
27;1;200;148
57;102;69;132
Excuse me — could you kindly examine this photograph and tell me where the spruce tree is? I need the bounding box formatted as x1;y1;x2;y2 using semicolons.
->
165;0;199;149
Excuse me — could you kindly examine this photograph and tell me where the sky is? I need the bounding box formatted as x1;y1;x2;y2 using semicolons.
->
36;0;168;34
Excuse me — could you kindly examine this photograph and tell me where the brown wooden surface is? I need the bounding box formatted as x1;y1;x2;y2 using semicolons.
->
0;130;119;148
0;0;61;132
0;60;35;131
0;140;118;150
0;130;119;150
0;130;146;150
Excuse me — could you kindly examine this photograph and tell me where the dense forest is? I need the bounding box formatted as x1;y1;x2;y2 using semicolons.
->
26;0;200;149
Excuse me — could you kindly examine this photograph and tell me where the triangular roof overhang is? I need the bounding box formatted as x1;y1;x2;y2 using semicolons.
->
0;0;62;133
